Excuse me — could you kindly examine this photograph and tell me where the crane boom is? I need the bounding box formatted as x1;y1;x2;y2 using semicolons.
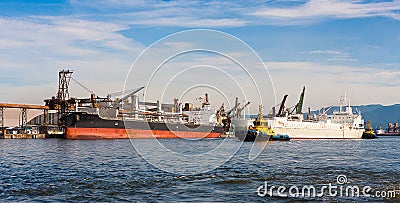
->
108;88;141;98
294;86;305;114
226;97;240;116
110;86;145;107
236;101;250;118
277;95;288;116
237;101;250;112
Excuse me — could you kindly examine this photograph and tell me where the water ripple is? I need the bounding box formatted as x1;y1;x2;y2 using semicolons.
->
0;138;399;202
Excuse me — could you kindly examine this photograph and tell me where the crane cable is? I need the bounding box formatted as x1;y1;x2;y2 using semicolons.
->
70;77;93;94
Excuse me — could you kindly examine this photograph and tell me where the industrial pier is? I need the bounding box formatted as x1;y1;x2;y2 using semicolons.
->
0;70;75;139
0;103;50;139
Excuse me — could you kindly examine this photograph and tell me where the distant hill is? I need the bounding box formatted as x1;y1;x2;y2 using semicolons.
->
308;104;400;129
358;104;400;129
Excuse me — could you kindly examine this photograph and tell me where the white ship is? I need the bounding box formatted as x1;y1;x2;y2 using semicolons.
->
269;94;364;139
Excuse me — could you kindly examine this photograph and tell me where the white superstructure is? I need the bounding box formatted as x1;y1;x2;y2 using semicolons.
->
269;95;364;139
183;103;218;125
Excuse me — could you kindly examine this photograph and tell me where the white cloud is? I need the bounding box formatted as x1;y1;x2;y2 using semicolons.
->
69;0;249;27
0;16;142;53
252;0;400;24
309;49;357;61
0;16;146;105
309;50;344;55
265;61;400;109
163;42;196;50
128;17;247;28
66;0;400;27
327;58;358;61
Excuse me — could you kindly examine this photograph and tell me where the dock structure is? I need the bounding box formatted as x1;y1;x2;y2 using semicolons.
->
1;70;78;139
0;103;49;139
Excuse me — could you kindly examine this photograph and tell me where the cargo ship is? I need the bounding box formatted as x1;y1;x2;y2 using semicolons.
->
44;70;224;139
60;92;224;139
375;123;400;136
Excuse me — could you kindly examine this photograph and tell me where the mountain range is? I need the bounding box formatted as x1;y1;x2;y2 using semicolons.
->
355;104;400;129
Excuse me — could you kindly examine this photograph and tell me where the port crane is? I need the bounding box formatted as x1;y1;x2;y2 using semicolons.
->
276;94;288;117
290;86;305;115
224;97;250;119
108;86;145;108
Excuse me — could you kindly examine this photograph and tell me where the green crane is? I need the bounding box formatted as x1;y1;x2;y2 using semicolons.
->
291;86;305;115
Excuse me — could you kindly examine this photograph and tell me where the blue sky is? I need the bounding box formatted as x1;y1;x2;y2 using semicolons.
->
0;0;400;113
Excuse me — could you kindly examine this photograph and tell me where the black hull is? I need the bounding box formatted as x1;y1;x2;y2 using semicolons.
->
235;130;270;142
376;133;400;137
61;112;224;139
362;132;377;139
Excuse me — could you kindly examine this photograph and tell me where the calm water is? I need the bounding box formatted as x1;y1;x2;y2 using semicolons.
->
1;138;399;202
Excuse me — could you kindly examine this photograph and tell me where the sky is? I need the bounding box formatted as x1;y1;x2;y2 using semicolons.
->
1;0;400;120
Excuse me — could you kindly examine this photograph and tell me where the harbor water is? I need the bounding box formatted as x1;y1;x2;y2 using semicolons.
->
1;138;399;202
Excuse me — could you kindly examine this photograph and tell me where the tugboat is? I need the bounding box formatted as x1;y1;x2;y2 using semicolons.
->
236;105;290;142
362;120;377;139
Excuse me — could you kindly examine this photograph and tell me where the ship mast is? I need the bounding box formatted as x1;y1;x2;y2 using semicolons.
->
339;94;351;114
258;105;263;121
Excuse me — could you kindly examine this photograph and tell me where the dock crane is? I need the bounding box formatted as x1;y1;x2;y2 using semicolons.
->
224;97;250;118
276;94;288;117
225;97;240;117
219;97;250;134
107;88;142;99
45;70;76;112
108;86;145;108
291;86;305;115
236;101;251;118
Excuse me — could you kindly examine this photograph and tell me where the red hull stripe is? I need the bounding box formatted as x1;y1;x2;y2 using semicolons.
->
65;127;222;140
